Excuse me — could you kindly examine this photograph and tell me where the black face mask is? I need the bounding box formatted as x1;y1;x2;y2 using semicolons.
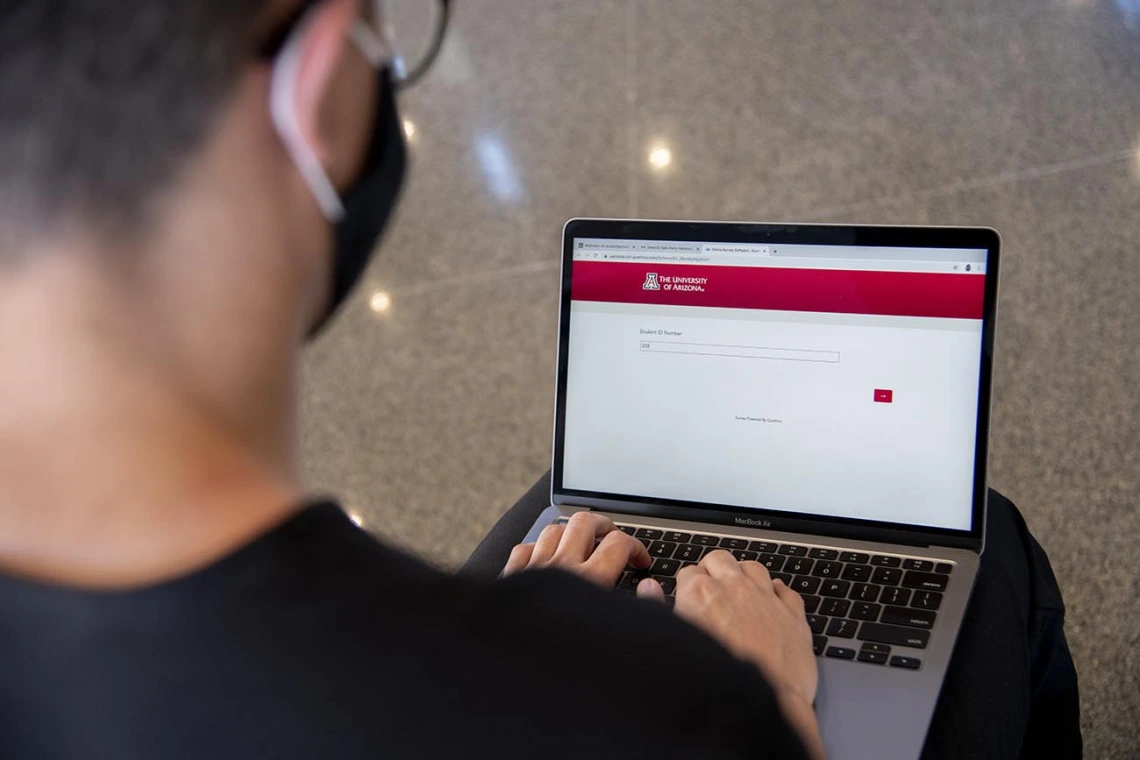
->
262;2;409;338
310;68;407;336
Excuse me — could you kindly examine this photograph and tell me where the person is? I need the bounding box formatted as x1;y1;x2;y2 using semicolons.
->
0;1;1078;759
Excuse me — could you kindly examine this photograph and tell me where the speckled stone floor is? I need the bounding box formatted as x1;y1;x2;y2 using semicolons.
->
300;2;1140;756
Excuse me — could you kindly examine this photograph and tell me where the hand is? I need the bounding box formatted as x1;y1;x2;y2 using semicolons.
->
673;550;824;758
502;512;652;588
674;549;817;703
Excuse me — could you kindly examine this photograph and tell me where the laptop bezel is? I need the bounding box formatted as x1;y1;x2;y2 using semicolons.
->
550;219;1000;552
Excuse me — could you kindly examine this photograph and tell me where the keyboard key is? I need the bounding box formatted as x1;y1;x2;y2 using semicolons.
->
657;577;676;595
771;572;794;585
719;537;749;550
850;602;882;621
870;555;902;568
819;580;851;598
871;567;903;585
650;559;681;577
731;550;758;562
617;525;636;535
635;528;663;540
841;564;873;582
820;598;850;617
648;541;676;558
808;548;839;560
857;650;888;665
664;596;676;609
881;606;936;629
889;656;922;670
902;559;934;572
911;591;944;610
758;553;785;572
839;551;870;564
935;563;954;575
880;587;911;606
618;572;646;591
636;537;653;548
812;561;843;578
860;642;890;654
812;635;827;655
806;614;827;634
663;531;692;544
778;544;809;556
825;646;856;660
902;571;949;592
680;562;697;571
801;594;821;614
673;544;704;562
690;534;719;546
857;622;931;649
826;618;858;638
785;557;815;575
749;541;779;553
850;583;880;603
791;576;821;595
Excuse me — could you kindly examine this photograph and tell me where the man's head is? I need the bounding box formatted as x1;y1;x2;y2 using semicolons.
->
0;0;406;470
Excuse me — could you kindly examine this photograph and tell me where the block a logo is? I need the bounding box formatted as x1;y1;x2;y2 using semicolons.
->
642;272;661;290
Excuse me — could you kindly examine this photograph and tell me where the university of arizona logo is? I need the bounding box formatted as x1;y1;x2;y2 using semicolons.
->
642;272;661;290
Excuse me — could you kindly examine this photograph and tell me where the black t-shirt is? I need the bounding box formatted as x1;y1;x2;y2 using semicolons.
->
0;503;809;759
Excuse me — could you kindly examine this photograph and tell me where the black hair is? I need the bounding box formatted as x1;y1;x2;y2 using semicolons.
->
0;1;270;246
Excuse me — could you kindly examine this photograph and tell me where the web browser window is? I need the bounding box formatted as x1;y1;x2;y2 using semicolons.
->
561;237;989;530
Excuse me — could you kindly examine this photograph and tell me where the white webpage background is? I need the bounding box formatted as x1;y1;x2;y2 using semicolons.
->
562;304;983;530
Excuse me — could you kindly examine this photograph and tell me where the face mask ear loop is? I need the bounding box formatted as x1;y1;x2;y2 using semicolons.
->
349;16;392;69
269;7;347;223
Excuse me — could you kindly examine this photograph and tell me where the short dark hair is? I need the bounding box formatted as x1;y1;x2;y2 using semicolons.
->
0;1;269;245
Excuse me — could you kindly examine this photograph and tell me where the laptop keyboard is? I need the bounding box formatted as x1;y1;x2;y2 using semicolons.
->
558;518;954;671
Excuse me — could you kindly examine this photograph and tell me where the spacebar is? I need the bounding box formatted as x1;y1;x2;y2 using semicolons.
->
857;622;931;649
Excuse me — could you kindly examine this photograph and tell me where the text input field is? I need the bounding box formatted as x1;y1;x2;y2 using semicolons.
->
639;341;840;363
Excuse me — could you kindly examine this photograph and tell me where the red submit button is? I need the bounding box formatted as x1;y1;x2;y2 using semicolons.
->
874;389;894;403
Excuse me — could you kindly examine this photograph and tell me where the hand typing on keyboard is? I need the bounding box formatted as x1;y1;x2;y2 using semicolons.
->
646;550;825;760
502;512;651;587
505;521;825;759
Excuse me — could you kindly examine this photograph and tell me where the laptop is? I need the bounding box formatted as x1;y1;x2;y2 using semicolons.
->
522;219;1000;760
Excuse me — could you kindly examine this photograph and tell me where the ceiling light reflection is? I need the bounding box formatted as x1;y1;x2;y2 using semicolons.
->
369;292;391;313
474;134;523;203
648;144;673;170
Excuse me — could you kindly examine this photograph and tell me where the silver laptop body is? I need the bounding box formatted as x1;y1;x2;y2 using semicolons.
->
523;219;1001;760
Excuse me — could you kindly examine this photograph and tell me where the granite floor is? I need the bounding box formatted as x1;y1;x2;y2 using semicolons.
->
301;1;1140;756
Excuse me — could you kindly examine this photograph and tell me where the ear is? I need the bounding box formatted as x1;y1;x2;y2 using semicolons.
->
291;0;359;163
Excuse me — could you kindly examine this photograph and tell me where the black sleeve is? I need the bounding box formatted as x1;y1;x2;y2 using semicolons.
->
454;568;813;760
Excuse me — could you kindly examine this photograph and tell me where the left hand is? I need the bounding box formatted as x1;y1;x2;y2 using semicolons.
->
502;512;652;588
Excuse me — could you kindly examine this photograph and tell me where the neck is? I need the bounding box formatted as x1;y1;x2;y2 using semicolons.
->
0;246;303;589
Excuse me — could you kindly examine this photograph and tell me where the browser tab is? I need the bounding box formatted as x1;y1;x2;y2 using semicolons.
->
700;244;771;256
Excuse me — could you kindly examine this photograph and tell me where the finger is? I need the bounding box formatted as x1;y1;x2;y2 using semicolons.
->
636;577;666;603
551;512;616;564
699;549;743;579
582;531;651;586
502;543;535;576
772;577;807;616
738;560;774;592
674;562;708;594
530;523;565;565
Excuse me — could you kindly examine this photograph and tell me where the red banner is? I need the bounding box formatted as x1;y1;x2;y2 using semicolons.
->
571;262;984;320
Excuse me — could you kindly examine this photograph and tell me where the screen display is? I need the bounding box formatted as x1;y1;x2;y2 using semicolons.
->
560;236;989;531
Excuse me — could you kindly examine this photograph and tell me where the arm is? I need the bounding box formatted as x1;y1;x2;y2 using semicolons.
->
505;514;825;759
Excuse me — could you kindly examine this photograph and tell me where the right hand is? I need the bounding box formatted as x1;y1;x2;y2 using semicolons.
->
670;549;818;707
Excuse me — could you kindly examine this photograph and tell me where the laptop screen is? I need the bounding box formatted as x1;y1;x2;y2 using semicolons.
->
558;229;993;533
